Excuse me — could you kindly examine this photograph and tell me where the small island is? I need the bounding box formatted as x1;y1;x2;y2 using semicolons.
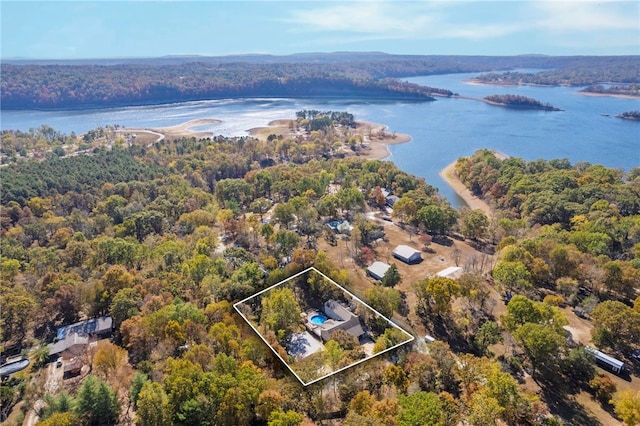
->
483;94;562;111
616;110;640;121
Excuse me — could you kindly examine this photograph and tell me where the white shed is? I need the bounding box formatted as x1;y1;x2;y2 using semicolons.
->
367;261;391;281
436;266;463;279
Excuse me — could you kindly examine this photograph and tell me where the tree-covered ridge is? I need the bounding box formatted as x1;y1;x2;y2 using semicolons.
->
484;94;561;111
0;62;444;110
3;54;638;110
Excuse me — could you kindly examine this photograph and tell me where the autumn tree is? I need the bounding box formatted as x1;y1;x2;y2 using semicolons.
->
467;388;504;426
92;341;128;380
274;229;300;257
0;286;36;342
373;328;410;354
591;300;640;351
414;276;461;317
501;295;567;333
261;287;302;341
492;261;532;293
590;374;617;405
417;204;457;235
460;209;490;240
367;285;401;319
473;321;503;356
397;391;442;426
267;409;304;426
514;322;565;377
611;389;640;426
136;381;172;426
110;287;141;327
392;197;417;224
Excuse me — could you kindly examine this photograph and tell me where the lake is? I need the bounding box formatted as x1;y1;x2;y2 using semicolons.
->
2;72;639;205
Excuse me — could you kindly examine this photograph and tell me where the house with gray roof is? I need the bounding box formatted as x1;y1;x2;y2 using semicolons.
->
307;300;365;342
48;316;113;357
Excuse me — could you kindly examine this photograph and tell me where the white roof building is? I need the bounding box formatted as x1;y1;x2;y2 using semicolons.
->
367;261;391;281
436;266;463;279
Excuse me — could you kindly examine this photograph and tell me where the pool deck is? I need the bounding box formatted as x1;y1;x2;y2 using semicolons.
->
288;331;324;359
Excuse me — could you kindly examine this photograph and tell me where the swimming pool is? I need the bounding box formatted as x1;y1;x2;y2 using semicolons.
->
310;314;327;325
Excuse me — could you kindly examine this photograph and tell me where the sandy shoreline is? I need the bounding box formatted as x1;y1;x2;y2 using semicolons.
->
152;118;221;137
439;161;494;217
575;91;640;100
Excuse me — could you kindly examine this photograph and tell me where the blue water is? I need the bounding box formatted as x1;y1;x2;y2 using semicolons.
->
310;314;327;325
2;72;638;205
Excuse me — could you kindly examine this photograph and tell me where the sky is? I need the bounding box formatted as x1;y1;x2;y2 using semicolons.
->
1;0;639;59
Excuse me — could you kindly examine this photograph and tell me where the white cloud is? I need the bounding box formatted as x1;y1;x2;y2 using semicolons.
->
285;1;523;41
529;1;639;32
287;3;433;35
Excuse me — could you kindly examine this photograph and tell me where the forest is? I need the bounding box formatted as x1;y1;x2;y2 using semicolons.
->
0;62;443;110
2;54;639;110
1;118;640;425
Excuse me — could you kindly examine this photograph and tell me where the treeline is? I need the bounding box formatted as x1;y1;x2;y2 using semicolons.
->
484;94;559;110
474;56;640;87
1;125;79;158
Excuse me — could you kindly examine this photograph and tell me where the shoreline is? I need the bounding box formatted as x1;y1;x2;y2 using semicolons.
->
439;161;494;217
439;150;507;217
115;118;221;142
576;91;640;100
